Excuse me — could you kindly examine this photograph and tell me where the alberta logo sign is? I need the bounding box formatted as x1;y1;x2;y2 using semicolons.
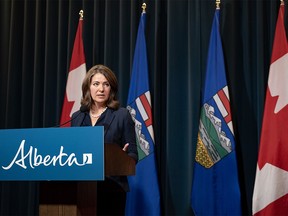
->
2;140;93;170
0;127;104;181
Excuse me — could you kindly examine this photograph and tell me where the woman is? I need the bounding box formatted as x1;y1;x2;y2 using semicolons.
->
71;64;138;215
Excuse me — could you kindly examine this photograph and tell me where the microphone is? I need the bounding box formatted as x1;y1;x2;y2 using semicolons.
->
53;105;89;127
79;105;89;113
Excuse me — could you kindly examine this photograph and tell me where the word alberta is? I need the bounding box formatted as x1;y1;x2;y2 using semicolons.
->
2;140;93;170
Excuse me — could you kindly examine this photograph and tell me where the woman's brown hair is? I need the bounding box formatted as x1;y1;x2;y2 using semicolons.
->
81;64;120;110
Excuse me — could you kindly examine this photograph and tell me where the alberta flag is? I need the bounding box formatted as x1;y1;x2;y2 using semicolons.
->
60;12;86;127
252;2;288;215
125;9;161;216
191;8;242;215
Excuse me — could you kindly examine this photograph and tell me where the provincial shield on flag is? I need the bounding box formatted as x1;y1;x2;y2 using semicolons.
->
196;86;234;168
127;91;154;160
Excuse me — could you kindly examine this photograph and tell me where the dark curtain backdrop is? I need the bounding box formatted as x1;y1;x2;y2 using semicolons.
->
0;0;287;215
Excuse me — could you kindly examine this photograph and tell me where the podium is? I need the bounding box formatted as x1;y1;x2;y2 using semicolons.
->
0;127;135;216
39;143;136;216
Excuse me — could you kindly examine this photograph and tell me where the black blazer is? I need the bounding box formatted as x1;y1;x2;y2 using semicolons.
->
71;107;138;191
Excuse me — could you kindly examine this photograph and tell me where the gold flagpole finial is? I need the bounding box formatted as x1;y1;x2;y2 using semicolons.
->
142;3;146;14
79;10;84;20
216;0;220;9
280;0;284;5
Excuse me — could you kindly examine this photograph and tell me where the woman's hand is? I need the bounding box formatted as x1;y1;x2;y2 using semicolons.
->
122;143;129;151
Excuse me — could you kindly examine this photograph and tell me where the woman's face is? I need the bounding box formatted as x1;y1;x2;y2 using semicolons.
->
90;73;111;106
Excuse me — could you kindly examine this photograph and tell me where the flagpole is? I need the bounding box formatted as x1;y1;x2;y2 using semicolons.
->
216;0;220;9
79;10;84;20
142;3;146;14
125;2;161;215
60;9;86;127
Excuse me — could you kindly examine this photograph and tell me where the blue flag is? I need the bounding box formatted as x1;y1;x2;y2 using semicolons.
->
125;10;161;216
191;9;241;215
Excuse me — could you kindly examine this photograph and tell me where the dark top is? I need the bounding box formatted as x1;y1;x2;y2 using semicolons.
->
71;107;138;192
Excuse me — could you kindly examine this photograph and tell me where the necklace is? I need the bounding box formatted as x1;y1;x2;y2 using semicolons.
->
90;107;108;118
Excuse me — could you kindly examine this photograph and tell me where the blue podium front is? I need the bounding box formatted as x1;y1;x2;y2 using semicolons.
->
0;127;104;181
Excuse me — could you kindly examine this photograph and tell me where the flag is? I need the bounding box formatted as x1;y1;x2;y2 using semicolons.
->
191;7;242;215
60;11;86;127
125;8;161;216
252;2;288;215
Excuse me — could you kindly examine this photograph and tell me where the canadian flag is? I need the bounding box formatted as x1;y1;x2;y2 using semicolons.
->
252;2;288;215
60;13;86;127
